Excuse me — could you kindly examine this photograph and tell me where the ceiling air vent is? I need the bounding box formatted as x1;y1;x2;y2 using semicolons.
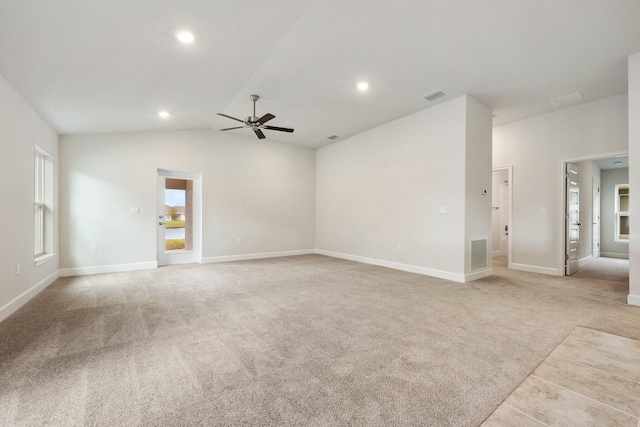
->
421;90;447;102
550;91;583;107
326;135;339;140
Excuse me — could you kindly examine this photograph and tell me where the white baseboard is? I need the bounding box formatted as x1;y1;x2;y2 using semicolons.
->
201;249;315;264
628;294;640;306
579;255;593;266
600;252;629;259
0;271;59;323
465;268;494;282
59;261;158;277
315;249;491;283
511;262;562;276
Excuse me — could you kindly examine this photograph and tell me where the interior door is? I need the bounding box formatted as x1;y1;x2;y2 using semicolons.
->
593;177;600;259
566;163;580;275
157;169;201;267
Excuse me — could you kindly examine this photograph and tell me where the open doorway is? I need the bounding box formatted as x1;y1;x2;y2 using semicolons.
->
492;166;512;268
562;154;628;278
157;169;202;266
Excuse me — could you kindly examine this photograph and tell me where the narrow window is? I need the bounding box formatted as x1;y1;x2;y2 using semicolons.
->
614;184;629;242
34;146;54;265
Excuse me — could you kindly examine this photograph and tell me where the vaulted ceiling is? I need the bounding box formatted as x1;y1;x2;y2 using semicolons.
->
1;0;639;148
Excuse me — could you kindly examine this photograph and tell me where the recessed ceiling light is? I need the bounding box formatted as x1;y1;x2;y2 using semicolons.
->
176;31;195;44
357;81;369;91
158;111;170;119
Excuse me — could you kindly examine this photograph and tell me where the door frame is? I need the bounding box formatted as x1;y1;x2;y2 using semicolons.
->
157;168;202;266
492;165;513;269
593;176;600;260
559;151;628;275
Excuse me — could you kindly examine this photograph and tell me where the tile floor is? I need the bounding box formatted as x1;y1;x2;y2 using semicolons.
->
482;326;640;427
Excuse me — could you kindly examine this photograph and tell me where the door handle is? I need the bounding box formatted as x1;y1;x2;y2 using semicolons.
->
504;225;509;232
576;223;582;226
159;222;166;226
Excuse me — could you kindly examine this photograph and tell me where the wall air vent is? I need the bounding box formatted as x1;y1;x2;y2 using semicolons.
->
326;135;340;140
421;90;447;102
470;239;488;271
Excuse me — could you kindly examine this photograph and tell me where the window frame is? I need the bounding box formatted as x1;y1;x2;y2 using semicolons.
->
614;183;629;243
34;145;54;265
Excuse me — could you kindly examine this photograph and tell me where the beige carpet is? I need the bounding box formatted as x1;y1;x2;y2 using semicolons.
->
0;255;638;426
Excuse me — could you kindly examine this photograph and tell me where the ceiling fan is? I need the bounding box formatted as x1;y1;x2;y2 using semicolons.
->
217;94;294;140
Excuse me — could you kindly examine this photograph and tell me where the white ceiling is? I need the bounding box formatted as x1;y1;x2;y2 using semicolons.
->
1;0;639;149
597;156;629;170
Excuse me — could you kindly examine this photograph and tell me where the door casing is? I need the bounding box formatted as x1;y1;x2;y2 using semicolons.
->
157;168;202;266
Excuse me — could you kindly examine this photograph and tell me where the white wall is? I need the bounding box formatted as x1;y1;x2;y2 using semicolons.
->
59;130;315;273
464;97;493;275
493;94;628;275
316;95;492;282
600;168;629;258
628;52;640;305
0;75;59;322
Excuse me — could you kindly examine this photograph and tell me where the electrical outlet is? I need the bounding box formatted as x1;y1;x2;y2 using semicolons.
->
16;263;20;275
397;243;402;250
236;239;242;245
439;206;447;215
90;245;97;253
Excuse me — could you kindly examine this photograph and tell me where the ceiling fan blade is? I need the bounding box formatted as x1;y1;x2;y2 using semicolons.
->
258;113;275;124
220;126;245;131
217;113;245;123
254;129;266;139
264;125;294;133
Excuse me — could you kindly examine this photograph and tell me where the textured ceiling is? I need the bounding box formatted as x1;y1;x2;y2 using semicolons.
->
1;0;639;148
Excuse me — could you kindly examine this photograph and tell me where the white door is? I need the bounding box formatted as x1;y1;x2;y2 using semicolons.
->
157;169;202;266
593;177;600;259
565;163;580;275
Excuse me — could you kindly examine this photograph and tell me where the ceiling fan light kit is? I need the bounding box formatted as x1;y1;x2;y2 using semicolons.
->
217;94;294;140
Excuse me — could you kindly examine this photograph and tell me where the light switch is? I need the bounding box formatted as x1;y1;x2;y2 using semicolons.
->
439;207;447;215
541;209;547;216
130;207;140;214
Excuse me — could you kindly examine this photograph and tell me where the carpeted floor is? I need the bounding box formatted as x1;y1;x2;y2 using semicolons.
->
0;255;637;426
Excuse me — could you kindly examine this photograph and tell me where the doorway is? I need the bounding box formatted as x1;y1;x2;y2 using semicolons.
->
492;166;512;268
562;154;628;277
157;169;202;266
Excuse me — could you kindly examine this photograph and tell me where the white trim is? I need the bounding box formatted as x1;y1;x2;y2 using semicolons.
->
201;249;315;264
599;252;630;259
0;271;59;323
59;261;158;277
511;262;562;276
315;249;490;283
464;268;494;282
628;294;640;306
34;252;56;267
578;255;593;266
157;168;202;179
